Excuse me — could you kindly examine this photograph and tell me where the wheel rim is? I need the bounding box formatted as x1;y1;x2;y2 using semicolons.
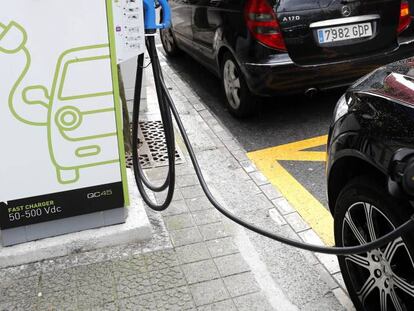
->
341;202;414;311
161;29;174;52
223;59;241;110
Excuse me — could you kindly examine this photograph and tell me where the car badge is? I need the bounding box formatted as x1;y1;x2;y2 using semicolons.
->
342;5;352;17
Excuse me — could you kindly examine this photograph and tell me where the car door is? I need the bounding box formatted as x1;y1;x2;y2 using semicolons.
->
170;0;194;47
273;0;403;66
191;0;218;62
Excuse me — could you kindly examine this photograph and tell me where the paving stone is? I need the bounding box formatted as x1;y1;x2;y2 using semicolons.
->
260;184;282;200
223;272;260;297
216;130;233;142
214;254;250;277
285;212;311;232
177;174;199;188
149;266;187;291
77;282;116;309
199;110;214;120
164;214;196;230
205;237;239;258
239;160;257;174
232;168;251;181
249;171;268;186
74;264;114;288
199;222;229;241
313;264;339;290
189;279;229;306
116;272;152;299
112;256;147;278
176;243;211;264
186;197;213;212
180;185;205;199
302;291;347;311
332;288;355;311
193;103;206;112
192;209;222;226
0;276;39;303
144;166;169;181
254;194;275;210
119;292;157;311
315;253;340;275
120;286;194;311
230;149;249;162
38;289;77;311
153;286;195;310
161;200;189;216
233;292;273;311
197;299;237;311
244;180;262;195
155;189;183;203
39;268;77;293
84;302;119;311
0;299;38;311
170;227;203;247
181;260;220;284
268;208;287;226
144;250;180;271
332;272;346;290
272;198;295;215
176;165;199;177
211;123;226;135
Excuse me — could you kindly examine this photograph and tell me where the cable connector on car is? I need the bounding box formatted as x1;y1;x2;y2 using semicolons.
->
388;148;414;198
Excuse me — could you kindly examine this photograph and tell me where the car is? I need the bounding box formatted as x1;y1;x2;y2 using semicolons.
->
327;57;414;311
160;0;414;117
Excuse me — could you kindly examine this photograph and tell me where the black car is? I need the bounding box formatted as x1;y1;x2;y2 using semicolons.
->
160;0;414;117
327;58;414;310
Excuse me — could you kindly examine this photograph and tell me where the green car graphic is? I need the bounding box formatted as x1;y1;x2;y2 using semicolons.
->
1;21;120;184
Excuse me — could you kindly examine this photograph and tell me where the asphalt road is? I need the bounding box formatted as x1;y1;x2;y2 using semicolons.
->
160;49;346;209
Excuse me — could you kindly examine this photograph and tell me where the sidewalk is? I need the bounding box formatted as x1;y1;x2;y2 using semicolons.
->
0;49;354;310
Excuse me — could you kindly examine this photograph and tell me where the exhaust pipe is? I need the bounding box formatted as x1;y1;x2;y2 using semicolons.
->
305;87;318;98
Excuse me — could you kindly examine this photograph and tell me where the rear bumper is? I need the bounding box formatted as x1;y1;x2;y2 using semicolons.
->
242;38;414;96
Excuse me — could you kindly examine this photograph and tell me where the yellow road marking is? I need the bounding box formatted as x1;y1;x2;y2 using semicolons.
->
247;135;334;245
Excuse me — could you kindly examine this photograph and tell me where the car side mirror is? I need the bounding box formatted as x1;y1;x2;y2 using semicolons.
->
23;85;50;108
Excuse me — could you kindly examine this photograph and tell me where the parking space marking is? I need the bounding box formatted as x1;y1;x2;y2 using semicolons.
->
247;135;334;245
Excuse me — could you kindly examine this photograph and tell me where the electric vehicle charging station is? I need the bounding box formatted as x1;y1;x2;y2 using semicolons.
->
0;0;145;246
2;0;414;309
0;0;410;252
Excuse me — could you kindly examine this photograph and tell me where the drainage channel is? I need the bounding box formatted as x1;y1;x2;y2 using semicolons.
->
126;120;185;169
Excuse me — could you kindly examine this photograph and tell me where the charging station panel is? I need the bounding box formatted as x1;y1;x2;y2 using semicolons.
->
0;0;132;230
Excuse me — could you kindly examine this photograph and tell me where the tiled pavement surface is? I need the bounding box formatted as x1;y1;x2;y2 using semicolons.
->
0;49;354;310
0;173;275;311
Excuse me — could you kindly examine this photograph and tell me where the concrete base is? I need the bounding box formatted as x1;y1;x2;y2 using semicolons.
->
0;170;152;268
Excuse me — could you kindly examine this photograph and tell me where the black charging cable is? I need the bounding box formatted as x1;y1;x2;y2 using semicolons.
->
131;35;414;255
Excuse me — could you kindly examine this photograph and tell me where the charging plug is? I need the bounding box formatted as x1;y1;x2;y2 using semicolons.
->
388;148;414;198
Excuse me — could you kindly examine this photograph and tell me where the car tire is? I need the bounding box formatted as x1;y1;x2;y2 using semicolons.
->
334;176;414;311
221;52;255;118
160;28;181;57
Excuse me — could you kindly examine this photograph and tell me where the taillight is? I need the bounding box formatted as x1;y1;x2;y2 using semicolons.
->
398;0;411;34
244;0;286;51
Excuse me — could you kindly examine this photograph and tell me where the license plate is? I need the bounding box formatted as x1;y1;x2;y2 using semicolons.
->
317;22;373;44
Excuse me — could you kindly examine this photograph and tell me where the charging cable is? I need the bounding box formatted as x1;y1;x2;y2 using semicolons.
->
131;1;414;255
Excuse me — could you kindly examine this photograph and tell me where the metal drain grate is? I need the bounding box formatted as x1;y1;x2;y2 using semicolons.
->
125;121;184;169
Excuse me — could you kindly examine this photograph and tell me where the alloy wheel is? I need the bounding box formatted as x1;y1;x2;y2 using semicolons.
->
223;59;241;110
342;202;414;311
